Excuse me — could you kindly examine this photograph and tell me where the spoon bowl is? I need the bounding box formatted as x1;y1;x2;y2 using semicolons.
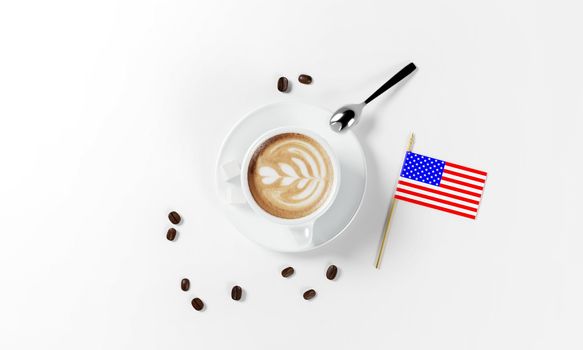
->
330;103;365;132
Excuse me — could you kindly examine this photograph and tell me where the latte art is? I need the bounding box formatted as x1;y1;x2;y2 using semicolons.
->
247;133;335;219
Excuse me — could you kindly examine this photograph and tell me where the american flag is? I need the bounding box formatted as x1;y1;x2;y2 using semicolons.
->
395;152;487;219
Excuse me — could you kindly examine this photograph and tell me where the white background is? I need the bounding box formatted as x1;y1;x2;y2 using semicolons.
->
1;1;582;349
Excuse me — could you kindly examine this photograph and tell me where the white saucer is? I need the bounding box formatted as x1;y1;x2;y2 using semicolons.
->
215;102;367;252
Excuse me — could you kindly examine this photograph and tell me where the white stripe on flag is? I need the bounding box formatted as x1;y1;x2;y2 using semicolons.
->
441;172;485;187
443;164;487;180
439;179;483;195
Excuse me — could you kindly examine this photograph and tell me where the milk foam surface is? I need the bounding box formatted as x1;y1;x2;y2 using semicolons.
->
247;133;334;219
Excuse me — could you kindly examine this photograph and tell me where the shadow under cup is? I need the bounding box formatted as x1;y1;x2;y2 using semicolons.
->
240;127;341;230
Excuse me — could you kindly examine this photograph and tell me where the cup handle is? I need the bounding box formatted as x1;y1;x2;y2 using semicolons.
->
289;221;314;248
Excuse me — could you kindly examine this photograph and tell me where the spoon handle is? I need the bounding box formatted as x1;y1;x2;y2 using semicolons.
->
364;62;416;104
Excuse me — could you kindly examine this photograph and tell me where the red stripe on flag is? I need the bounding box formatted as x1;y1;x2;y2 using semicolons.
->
442;169;486;183
398;180;480;205
445;162;487;176
395;195;476;219
441;176;484;190
439;184;482;197
395;188;478;212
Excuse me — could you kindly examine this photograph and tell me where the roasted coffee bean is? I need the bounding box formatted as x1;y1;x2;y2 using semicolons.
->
191;297;204;311
166;228;177;241
298;74;312;84
326;265;338;280
181;278;190;291
303;289;316;300
231;285;242;301
281;266;294;278
168;211;181;224
277;77;289;92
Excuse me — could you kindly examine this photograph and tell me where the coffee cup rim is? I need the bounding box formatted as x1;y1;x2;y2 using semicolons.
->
240;127;341;226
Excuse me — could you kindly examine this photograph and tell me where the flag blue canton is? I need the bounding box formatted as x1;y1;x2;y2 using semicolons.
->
400;152;446;186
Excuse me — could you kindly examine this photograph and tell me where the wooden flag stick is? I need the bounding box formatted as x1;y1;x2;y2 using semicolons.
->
374;133;415;269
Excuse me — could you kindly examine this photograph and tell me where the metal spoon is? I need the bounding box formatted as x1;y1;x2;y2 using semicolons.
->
329;62;417;132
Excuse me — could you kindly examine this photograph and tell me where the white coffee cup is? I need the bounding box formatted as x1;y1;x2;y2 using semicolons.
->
240;127;341;247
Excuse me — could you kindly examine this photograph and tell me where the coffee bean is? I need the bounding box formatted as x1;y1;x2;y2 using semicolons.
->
281;266;294;278
277;77;289;92
166;228;177;241
303;289;316;300
168;211;181;224
326;265;338;280
231;285;242;301
181;278;190;291
191;297;204;311
298;74;312;84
